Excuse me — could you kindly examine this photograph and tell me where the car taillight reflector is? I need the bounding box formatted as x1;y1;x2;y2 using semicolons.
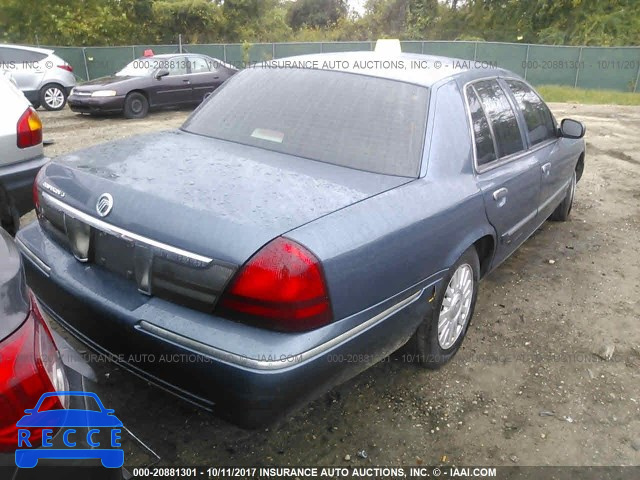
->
0;295;68;453
57;64;73;72
217;237;332;332
16;107;42;149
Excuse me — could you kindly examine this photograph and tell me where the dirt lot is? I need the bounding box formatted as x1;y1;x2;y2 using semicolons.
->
27;105;639;468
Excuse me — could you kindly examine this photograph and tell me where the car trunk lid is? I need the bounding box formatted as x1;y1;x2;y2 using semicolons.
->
36;130;412;311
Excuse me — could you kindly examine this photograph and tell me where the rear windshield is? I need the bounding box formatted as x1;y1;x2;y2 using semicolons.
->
182;67;429;177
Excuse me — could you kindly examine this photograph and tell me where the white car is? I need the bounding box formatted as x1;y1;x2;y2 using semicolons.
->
0;44;76;110
0;75;48;234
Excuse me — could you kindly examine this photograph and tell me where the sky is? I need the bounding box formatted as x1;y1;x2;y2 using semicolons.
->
348;0;367;16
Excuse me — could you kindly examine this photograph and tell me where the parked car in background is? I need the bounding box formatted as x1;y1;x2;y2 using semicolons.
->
0;76;48;234
17;50;585;427
0;227;124;478
0;44;76;111
68;53;237;118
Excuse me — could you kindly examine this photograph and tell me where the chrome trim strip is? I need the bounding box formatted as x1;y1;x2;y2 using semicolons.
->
501;177;571;245
15;237;52;276
36;300;215;411
502;209;537;243
540;177;571;212
42;192;213;264
138;289;425;371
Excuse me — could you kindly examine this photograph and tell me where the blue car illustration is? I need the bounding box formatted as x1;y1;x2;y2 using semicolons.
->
15;391;124;469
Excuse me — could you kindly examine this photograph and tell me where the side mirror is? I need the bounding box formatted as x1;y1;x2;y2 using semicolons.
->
155;69;169;80
23;409;34;415
560;119;585;139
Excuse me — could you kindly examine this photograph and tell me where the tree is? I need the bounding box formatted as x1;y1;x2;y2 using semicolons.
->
0;0;154;46
222;0;291;42
287;0;348;30
152;0;224;44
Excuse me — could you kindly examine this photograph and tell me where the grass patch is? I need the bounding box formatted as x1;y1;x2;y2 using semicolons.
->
537;85;640;105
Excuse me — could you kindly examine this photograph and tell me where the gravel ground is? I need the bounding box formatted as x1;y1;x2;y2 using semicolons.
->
25;104;640;468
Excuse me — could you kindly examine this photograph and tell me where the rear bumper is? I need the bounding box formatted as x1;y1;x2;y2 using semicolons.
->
22;90;40;105
68;95;125;114
16;220;434;427
0;156;49;216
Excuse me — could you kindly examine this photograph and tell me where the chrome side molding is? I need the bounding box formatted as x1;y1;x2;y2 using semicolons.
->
138;288;424;371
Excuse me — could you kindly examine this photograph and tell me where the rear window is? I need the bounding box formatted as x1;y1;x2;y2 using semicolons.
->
0;48;47;63
182;67;429;177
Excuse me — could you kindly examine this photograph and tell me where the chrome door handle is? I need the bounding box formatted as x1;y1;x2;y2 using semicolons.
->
493;187;508;200
542;162;551;176
493;187;508;207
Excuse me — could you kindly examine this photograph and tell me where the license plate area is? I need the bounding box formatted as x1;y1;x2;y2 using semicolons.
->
92;230;138;281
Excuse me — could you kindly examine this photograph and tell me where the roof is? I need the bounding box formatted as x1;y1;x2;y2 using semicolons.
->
261;51;510;87
0;44;54;55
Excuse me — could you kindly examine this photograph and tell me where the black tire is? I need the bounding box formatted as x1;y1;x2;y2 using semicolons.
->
123;92;149;119
0;186;20;236
40;83;67;111
550;170;576;222
406;246;480;369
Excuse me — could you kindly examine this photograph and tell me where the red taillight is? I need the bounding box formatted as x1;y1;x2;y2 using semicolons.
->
57;64;73;72
16;107;42;149
218;237;332;332
0;295;68;453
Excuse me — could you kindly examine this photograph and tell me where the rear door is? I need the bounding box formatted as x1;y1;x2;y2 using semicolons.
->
467;78;542;266
186;56;222;103
149;56;192;106
503;79;575;220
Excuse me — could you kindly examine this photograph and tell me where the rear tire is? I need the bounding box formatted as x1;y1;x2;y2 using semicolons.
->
406;247;480;369
40;83;67;110
550;170;576;222
123;92;149;119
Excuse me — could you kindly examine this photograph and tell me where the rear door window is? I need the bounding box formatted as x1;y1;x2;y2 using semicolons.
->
505;80;557;146
189;57;210;74
168;57;188;76
472;79;524;158
466;87;497;167
1;48;47;63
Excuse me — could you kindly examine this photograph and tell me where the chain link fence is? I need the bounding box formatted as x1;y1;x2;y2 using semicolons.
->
47;41;640;92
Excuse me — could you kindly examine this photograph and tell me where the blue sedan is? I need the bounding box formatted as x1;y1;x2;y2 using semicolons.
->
16;50;585;427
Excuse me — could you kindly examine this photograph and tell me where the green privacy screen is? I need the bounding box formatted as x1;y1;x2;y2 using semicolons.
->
46;41;640;92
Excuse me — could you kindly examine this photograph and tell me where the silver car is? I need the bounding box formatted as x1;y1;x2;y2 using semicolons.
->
0;44;76;111
0;75;48;234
